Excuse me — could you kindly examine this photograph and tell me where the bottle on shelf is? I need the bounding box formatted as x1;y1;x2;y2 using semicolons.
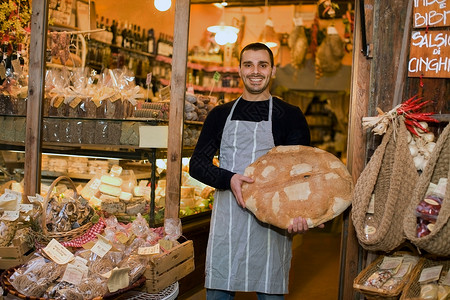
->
128;24;135;49
142;28;148;53
110;19;117;46
135;25;142;51
147;28;155;55
121;21;129;48
116;20;123;47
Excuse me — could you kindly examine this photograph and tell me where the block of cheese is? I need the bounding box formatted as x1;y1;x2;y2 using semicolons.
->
119;191;133;201
100;174;123;187
101;201;126;214
242;145;354;229
99;193;119;203
180;186;195;199
99;184;122;197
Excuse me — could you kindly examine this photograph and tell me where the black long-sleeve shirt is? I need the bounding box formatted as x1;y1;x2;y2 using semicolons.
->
189;96;310;190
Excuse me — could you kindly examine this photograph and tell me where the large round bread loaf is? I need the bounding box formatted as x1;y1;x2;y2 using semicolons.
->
242;145;353;229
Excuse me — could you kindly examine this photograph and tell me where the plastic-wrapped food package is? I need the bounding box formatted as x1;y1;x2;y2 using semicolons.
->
82;119;96;144
68;120;83;144
119;254;149;283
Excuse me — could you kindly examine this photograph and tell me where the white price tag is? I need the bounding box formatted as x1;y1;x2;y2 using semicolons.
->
138;244;160;255
43;239;74;265
393;262;412;278
90;234;112;258
0;211;20;221
419;265;443;283
62;263;89;285
19;204;33;213
379;256;403;270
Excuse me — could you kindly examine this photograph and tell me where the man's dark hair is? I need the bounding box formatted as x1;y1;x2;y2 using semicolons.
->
239;42;274;67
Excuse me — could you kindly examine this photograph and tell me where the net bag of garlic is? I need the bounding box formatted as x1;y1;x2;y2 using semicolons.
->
241;145;353;229
352;119;419;252
403;123;450;256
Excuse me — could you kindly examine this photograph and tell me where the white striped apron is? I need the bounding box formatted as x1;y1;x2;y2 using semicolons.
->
205;96;292;294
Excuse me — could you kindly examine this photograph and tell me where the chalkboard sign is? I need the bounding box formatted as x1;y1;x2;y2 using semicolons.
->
413;0;450;28
408;30;450;78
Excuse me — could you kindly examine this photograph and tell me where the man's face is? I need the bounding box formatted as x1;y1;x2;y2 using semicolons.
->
239;50;276;96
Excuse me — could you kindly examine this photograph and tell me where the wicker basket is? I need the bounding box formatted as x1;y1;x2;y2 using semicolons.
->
403;123;450;256
39;176;93;243
352;120;419;252
353;252;424;300
0;266;146;300
399;258;450;300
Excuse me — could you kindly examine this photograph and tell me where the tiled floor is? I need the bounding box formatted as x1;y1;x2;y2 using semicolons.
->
180;228;342;300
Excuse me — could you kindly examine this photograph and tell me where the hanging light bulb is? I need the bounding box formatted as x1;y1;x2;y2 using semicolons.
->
154;0;171;12
214;28;238;45
207;3;239;45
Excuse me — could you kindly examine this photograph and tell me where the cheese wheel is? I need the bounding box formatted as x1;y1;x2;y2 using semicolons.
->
242;145;353;229
101;175;123;187
99;184;122;197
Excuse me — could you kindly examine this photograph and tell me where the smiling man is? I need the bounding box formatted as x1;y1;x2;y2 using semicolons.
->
189;43;311;300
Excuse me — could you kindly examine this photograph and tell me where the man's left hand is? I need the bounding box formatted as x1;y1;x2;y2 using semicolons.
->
288;217;325;234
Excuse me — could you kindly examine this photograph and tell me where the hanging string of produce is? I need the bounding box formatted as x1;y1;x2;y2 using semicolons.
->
362;94;439;171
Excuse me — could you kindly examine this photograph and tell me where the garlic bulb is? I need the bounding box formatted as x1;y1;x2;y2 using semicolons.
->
409;144;419;157
413;155;426;171
422;132;435;143
425;142;436;154
416;121;429;134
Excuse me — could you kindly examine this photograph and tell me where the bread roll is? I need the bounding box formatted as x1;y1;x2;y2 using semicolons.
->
242;145;353;229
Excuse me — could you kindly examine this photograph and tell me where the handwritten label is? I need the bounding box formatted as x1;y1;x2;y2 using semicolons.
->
380;256;404;270
62;262;89;285
138;244;160;255
160;85;171;101
393;262;412;278
413;0;449;28
19;204;33;213
0;211;19;221
146;72;152;85
419;265;443;283
43;239;74;265
90;234;112;258
408;30;450;78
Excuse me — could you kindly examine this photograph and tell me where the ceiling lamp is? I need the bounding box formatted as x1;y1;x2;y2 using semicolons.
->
207;4;239;45
154;0;171;12
259;0;278;48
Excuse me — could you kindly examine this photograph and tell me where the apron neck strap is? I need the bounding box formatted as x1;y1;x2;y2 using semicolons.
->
229;95;274;121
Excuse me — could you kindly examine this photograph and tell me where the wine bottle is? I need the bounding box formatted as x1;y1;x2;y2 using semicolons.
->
147;28;155;54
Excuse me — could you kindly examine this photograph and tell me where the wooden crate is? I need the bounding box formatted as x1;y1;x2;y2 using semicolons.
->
144;240;195;293
0;238;33;270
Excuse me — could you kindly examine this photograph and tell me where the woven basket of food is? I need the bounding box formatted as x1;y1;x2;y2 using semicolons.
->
403;123;450;256
353;252;424;300
399;257;450;300
39;176;94;243
0;264;146;300
352;120;419;252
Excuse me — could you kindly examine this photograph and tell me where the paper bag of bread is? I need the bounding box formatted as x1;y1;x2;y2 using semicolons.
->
242;145;353;229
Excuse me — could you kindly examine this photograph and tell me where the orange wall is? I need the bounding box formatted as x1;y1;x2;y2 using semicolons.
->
93;1;352;66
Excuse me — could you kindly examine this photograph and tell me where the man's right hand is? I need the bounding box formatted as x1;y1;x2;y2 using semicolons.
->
230;174;254;208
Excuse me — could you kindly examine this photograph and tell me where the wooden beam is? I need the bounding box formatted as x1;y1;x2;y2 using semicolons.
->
165;0;191;222
338;0;373;299
24;0;49;199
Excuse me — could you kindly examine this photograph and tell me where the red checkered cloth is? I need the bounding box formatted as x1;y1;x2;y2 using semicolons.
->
62;218;106;248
